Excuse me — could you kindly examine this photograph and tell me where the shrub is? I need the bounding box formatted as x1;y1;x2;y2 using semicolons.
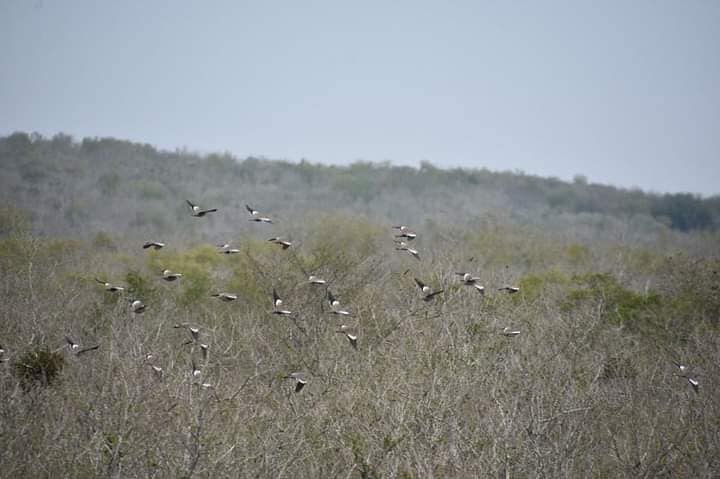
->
562;272;661;330
13;348;65;389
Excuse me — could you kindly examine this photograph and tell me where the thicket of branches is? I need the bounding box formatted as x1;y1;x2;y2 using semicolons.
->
0;132;719;477
1;200;719;477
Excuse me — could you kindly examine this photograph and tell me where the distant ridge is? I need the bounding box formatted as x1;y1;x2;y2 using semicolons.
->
1;131;717;237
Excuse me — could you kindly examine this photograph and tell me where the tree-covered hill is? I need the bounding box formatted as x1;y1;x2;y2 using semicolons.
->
1;131;718;242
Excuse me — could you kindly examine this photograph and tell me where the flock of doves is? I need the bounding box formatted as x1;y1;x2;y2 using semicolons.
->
0;199;700;395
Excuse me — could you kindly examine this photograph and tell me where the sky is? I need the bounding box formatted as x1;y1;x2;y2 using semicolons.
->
1;1;719;195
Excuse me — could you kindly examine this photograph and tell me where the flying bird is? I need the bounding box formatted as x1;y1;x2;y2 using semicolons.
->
327;290;351;316
498;285;520;294
65;335;80;352
246;204;273;223
268;237;292;249
142;241;165;250
672;360;689;374
414;278;444;302
308;275;327;285
129;299;146;314
394;226;417;241
395;241;420;260
211;292;238;302
217;243;240;254
286;372;308;392
502;327;521;337
150;364;163;380
95;278;125;292
162;269;183;281
186;199;218;217
336;325;358;350
64;336;100;356
455;272;485;294
272;289;292;315
174;324;200;343
191;359;202;378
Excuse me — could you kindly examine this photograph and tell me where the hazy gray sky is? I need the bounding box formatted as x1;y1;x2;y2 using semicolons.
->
2;1;719;195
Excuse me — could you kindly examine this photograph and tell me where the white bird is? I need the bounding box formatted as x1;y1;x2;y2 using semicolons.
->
455;272;485;294
336;325;358;350
162;269;183;281
327;290;351;316
174;324;200;343
502;327;521;337
200;343;209;361
186;199;218;217
268;237;292;249
191;359;202;378
150;364;163;380
395;241;420;260
286;372;308;392
393;225;417;241
65;335;80;352
498;285;520;294
143;241;165;250
246;204;273;223
672;360;689;374
218;243;240;254
272;289;292;315
95;278;125;292
211;292;238;302
130;299;146;314
308;275;327;285
687;377;700;393
414;278;444;302
64;336;100;356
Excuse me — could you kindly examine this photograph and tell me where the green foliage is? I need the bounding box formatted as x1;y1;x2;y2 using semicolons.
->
333;169;377;202
14;348;65;389
132;179;167;200
654;255;720;327
302;214;384;267
178;269;212;306
98;172;120;195
652;192;714;231
565;243;590;267
0;206;32;237
124;269;156;300
563;272;661;329
92;231;117;251
518;270;570;300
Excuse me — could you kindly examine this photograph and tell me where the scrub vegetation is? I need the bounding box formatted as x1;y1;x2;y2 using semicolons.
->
0;132;719;478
